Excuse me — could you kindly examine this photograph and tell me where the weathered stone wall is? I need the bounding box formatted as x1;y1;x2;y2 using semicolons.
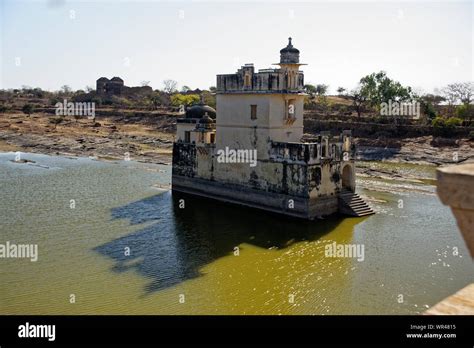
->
172;142;197;177
196;145;215;180
217;69;304;93
304;119;473;138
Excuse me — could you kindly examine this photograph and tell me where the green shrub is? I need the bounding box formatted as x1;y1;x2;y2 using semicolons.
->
170;94;200;107
456;104;474;121
50;98;61;106
90;97;102;106
22;104;35;116
431;116;445;128
445;117;462;127
469;130;474;140
421;101;437;120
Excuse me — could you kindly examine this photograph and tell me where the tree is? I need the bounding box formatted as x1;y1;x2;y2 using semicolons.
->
201;91;216;108
163;79;178;94
60;85;72;94
421;93;445;106
85;86;94;93
444;82;473;105
418;94;444;122
22;104;34;117
32;88;44;98
442;85;459;115
337;87;346;95
209;86;217;93
149;94;162;109
359;71;413;109
141;81;151;87
347;87;367;118
315;84;328;96
181;85;191;93
304;84;317;96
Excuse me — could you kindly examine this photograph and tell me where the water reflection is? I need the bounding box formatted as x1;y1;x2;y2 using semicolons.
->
95;191;344;294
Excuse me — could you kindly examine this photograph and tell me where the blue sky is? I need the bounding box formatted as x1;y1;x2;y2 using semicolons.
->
1;0;472;94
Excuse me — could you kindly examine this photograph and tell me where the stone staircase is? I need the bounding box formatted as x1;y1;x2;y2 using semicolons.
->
339;190;375;217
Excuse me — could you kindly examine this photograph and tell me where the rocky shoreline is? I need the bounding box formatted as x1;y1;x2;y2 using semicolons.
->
0;113;174;164
1;112;473;183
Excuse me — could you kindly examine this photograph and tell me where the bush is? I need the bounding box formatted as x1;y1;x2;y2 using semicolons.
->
50;97;61;106
170;94;200;107
421;101;437;120
469;131;474;140
456;104;474;121
49;116;63;129
90;97;102;106
431;116;445;128
0;104;8;113
445;117;462;127
432;116;461;137
111;96;133;107
22;104;35;116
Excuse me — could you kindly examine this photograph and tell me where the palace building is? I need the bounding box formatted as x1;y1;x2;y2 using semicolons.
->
172;38;373;219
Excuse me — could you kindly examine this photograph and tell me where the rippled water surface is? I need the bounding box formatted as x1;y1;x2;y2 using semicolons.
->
0;152;472;314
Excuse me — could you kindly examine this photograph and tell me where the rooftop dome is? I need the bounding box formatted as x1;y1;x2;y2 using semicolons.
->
280;37;300;64
185;102;216;119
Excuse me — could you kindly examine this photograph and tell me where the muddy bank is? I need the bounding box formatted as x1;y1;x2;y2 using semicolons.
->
1;112;472;179
0;112;174;164
355;136;473;165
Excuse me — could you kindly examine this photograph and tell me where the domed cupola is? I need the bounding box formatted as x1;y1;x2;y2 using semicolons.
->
280;37;300;64
196;112;215;130
185;99;217;120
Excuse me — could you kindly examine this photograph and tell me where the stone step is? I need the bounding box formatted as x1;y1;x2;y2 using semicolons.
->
353;207;373;213
342;198;364;204
355;211;374;216
338;191;375;217
349;203;368;210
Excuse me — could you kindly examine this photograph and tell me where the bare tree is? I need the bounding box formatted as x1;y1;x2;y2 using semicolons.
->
450;82;473;105
443;82;474;105
60;85;72;94
141;81;151;87
348;87;367;118
442;85;459;114
163;79;178;94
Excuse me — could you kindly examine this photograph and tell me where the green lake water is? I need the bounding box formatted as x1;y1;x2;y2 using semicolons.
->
0;152;472;314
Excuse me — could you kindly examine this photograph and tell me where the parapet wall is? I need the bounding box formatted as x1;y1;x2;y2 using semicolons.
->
172;137;355;218
304;119;473;138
